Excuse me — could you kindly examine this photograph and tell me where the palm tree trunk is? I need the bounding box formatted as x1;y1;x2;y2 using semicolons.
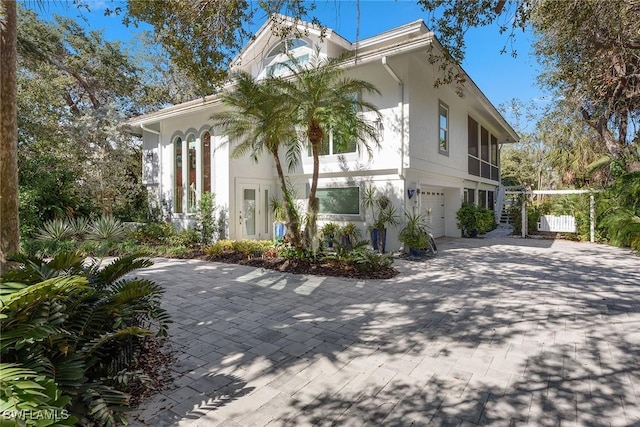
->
272;149;302;249
0;0;19;273
304;138;321;248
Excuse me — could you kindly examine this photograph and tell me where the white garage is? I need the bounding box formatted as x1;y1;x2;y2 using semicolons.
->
420;187;446;238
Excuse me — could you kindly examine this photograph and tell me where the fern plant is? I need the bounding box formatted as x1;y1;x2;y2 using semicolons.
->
1;252;171;426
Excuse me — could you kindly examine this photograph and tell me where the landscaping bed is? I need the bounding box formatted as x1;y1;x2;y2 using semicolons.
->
208;251;399;279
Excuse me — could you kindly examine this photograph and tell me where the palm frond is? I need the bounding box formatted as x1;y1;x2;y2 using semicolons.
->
93;255;153;289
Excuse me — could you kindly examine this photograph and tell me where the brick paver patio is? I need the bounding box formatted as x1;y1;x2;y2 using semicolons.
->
129;237;640;426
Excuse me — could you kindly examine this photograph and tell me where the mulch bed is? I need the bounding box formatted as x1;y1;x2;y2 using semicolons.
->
152;248;399;279
207;253;399;280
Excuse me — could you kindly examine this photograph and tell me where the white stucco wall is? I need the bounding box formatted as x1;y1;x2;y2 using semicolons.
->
137;20;517;244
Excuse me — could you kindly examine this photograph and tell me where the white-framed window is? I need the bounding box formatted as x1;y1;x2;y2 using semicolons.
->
173;136;183;213
264;38;311;76
439;100;449;155
201;130;212;194
317;187;360;215
307;130;356;157
468;115;499;181
186;133;197;213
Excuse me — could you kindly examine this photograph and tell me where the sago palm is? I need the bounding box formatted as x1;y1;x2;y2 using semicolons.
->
212;71;303;248
277;53;382;247
1;252;171;426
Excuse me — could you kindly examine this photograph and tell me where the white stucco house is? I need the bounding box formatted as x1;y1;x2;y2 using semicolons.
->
129;16;519;251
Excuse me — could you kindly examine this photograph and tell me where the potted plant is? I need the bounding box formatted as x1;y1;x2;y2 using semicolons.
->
398;212;430;256
270;197;288;241
362;186;399;253
320;222;340;249
456;202;479;238
339;222;361;251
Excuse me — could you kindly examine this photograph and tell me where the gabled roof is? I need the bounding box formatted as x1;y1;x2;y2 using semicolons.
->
129;14;519;142
230;14;351;69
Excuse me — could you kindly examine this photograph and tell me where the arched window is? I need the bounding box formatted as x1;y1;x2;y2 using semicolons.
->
202;131;212;193
174;136;183;213
265;38;311;76
186;133;196;212
266;41;286;58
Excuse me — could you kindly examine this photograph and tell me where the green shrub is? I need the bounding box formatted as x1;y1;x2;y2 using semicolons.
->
232;240;273;256
129;222;174;245
456;203;496;237
1;253;171;426
197;192;218;245
165;246;190;258
205;240;273;258
477;208;497;233
351;249;394;271
205;239;235;256
168;228;200;248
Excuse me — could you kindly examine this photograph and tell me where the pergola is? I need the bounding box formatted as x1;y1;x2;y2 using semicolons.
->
505;189;600;242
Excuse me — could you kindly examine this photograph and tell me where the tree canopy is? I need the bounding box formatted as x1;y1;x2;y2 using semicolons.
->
417;0;639;172
15;7;196;237
116;0;321;94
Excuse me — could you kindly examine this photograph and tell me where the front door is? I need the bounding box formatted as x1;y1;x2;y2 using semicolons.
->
237;182;272;240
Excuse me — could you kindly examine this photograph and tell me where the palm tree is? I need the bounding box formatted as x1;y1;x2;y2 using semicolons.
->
278;53;382;247
212;71;303;248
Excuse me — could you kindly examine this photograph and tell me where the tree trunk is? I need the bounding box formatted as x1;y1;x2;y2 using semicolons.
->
304;125;322;249
0;0;19;274
272;149;302;249
581;108;625;164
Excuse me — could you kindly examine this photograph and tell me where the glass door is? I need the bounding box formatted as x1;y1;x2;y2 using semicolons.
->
237;182;273;240
239;184;258;239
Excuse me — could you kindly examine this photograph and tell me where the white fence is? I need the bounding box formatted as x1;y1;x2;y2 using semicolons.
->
537;215;576;233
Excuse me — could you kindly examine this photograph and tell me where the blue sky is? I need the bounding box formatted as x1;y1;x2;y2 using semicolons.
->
34;0;547;130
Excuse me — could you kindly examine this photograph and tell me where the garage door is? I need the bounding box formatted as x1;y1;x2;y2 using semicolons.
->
421;187;445;238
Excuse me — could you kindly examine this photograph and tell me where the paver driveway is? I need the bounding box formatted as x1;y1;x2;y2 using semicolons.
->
130;237;640;426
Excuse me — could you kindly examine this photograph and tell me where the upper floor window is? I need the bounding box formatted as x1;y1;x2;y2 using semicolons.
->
307;129;356;157
467;116;499;181
439;101;449;155
265;38;311;76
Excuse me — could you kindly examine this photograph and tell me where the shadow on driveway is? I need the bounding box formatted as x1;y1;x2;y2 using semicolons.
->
128;237;640;426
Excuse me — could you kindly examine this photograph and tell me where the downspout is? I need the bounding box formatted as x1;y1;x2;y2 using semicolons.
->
140;123;162;212
382;56;404;180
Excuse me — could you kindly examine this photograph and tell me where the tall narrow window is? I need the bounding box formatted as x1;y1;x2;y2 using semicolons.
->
202;131;211;193
480;126;490;179
479;190;487;209
481;127;489;162
264;189;269;235
468;116;480;176
490;135;498;165
174;136;183;213
490;134;499;181
468;117;478;157
439;101;449;154
187;134;196;212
